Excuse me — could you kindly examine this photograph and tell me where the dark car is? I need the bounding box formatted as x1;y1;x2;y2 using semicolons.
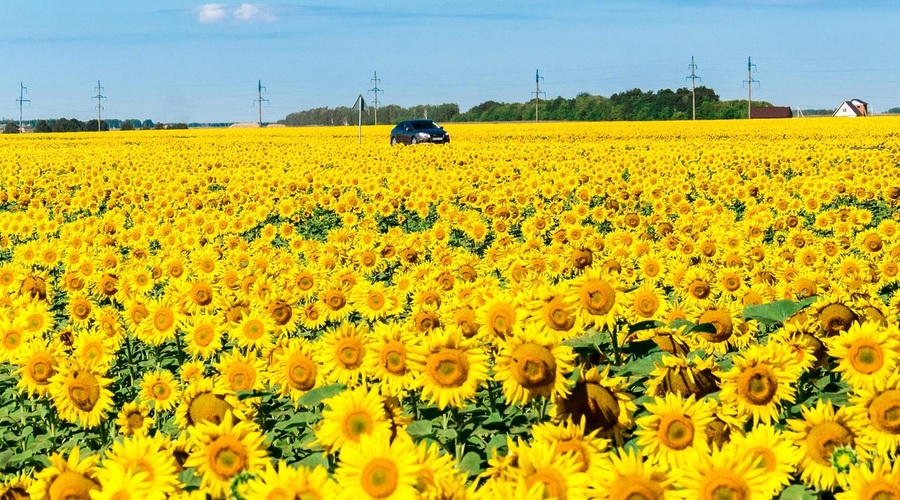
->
390;119;450;145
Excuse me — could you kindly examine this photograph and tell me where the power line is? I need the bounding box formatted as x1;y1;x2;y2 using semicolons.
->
16;83;31;132
368;71;382;125
685;56;701;121
743;57;759;119
253;80;269;126
532;69;546;122
92;80;106;131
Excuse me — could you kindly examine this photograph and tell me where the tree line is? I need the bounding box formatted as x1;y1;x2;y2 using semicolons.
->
2;118;234;133
282;103;461;127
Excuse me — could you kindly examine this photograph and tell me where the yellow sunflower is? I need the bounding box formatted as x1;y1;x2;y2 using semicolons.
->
267;337;323;404
350;281;397;322
552;366;636;445
522;283;583;339
314;321;373;388
314;386;393;454
827;320;900;392
592;447;674;500
13;338;62;398
17;297;55;338
633;393;715;470
139;369;182;412
724;424;799;498
718;342;798;425
228;305;277;351
135;297;180;346
835;457;900;500
0;473;32;500
185;412;269;498
672;445;769;500
530;418;609;475
334;433;421;500
174;377;245;430
214;349;267;393
48;362;114;429
477;291;520;340
568;268;623;332
369;321;418;397
27;446;100;500
99;433;180;497
243;461;338;500
179;312;224;361
847;373;900;457
508;439;590;500
0;315;33;364
408;327;490;410
644;354;720;399
89;461;161;500
115;401;155;437
492;326;576;406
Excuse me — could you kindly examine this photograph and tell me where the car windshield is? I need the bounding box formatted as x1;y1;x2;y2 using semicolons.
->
410;120;440;130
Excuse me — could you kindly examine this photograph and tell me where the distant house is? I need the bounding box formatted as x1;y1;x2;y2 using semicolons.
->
750;106;793;119
833;99;868;117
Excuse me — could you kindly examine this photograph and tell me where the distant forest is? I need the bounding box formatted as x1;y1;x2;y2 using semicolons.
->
282;86;786;126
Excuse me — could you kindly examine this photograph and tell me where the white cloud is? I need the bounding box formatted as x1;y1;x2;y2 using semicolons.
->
197;3;278;24
198;4;228;24
234;4;277;23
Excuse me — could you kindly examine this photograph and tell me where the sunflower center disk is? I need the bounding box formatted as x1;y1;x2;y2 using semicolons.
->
428;349;470;388
512;343;557;389
67;371;101;412
361;459;399;499
806;421;853;465
288;355;317;391
849;342;884;374
658;414;695;450
188;392;233;426
869;390;900;434
210;438;248;477
48;470;100;500
381;345;407;375
703;476;749;500
337;340;363;369
736;366;778;405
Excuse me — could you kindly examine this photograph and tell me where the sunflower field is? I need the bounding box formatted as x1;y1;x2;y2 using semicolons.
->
1;118;900;499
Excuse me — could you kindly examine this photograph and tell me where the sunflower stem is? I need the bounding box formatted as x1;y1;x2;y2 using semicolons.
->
175;331;185;367
610;326;622;365
124;332;138;390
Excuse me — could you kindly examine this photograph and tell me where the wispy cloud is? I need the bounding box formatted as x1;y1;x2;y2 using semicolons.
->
197;3;278;24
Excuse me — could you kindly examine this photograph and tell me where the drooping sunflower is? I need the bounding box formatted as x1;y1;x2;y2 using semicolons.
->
179;312;225;361
784;399;870;491
314;321;373;388
48;362;114;429
725;424;799;498
686;297;750;355
408;327;490;410
267;337;323;404
810;290;861;338
314;386;394;454
552;366;637;445
672;445;769;500
592;447;674;500
0;473;32;500
835;457;900;500
139;369;182;413
369;321;418;397
175;377;246;430
185;411;269;499
334;432;421;500
27;446;100;500
99;433;180;497
827;320;900;392
633;393;715;470
644;354;720;399
718;342;798;425
115;401;155;437
243;461;338;500
492;326;576;406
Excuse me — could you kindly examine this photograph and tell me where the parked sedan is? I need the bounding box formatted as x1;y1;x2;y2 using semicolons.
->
390;119;450;145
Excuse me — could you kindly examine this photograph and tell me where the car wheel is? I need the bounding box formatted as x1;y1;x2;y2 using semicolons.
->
391;137;397;146
411;137;418;145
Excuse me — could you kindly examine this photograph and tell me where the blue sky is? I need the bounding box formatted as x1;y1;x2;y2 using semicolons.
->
2;1;899;123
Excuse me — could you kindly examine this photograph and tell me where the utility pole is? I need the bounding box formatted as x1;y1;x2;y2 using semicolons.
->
254;80;269;126
685;57;701;120
368;71;382;125
532;70;545;122
93;80;106;131
743;57;759;120
16;83;30;132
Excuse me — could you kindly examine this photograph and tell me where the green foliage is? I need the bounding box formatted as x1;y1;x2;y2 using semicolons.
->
2;121;20;134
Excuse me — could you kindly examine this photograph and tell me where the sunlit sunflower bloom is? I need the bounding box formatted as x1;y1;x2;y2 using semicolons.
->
185;411;269;499
635;252;667;286
476;291;521;340
72;329;117;370
568;268;623;332
13;338;62;398
315;321;373;388
99;433;180;497
475;478;544;500
644;354;720;399
120;266;156;299
846;373;900;457
507;439;590;500
319;282;354;322
122;299;150;336
0;263;23;294
298;300;329;331
672;445;768;500
718;343;798;425
115;401;155;436
348;281;396;322
492;326;576;406
675;264;715;309
0;315;34;364
369;321;418;397
531;418;610;475
315;386;393;454
785;400;870;491
334;432;421;500
175;378;245;430
634;393;715;470
835;457;900;500
214;349;267;393
228;305;277;351
622;282;669;326
135;297;180;346
725;424;799;498
28;446;100;500
179;312;224;361
244;461;338;500
592;447;674;500
17;297;55;338
176;277;217;316
49;362;114;429
268;337;323;404
522;283;583;339
411;439;465;499
0;473;32;500
179;360;206;385
552;366;636;445
65;292;94;329
827;320;900;392
266;296;301;335
89;461;161;500
408;327;491;410
139;369;182;413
